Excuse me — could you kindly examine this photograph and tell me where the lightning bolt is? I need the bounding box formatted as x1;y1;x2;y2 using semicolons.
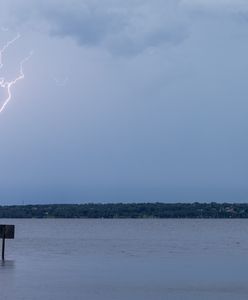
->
0;33;20;69
0;33;32;113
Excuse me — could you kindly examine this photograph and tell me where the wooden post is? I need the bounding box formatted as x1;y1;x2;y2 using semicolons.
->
0;225;14;260
2;225;5;261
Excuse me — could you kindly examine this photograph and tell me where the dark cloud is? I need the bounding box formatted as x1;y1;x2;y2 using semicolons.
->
2;0;188;56
45;4;126;46
43;1;188;56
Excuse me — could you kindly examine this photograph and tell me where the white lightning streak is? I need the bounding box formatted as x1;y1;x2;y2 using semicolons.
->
0;52;33;113
0;34;32;113
0;33;20;69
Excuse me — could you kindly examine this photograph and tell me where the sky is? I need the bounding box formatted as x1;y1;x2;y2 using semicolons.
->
0;0;248;204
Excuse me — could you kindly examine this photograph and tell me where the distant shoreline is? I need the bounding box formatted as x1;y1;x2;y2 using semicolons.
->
1;203;248;218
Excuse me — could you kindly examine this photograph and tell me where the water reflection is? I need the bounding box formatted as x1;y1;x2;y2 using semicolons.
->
0;259;15;268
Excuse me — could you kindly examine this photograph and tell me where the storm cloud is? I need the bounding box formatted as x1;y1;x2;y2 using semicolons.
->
1;0;190;56
0;1;248;203
43;1;188;56
3;0;248;55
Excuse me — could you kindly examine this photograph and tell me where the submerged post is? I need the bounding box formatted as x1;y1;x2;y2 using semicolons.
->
2;230;5;260
0;225;15;261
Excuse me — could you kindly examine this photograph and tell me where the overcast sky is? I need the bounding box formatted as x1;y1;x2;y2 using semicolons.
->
0;0;248;204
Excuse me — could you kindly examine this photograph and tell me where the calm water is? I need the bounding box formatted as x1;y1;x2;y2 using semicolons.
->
1;219;248;299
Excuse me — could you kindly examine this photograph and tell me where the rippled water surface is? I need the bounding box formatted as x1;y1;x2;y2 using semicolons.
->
1;219;248;299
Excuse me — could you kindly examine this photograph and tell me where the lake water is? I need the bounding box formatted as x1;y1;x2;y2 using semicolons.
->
1;219;248;299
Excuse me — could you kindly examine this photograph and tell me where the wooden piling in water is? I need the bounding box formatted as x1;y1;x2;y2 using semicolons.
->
0;225;15;261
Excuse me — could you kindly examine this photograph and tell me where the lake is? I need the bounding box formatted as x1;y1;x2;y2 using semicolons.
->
1;219;248;299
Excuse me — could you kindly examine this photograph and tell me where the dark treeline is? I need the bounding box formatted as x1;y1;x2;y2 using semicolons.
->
1;203;248;218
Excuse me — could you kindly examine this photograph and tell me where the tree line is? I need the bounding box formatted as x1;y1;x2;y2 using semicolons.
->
0;202;248;218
